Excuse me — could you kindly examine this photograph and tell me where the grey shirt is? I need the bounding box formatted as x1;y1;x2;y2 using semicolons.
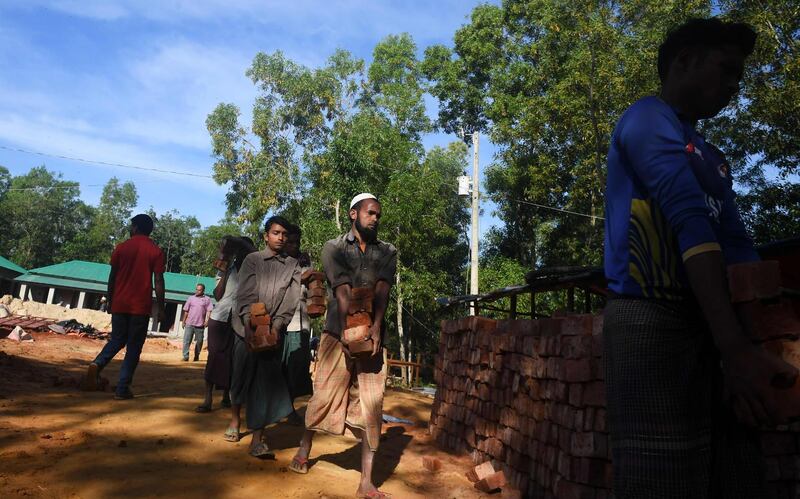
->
236;247;301;338
322;230;397;335
287;262;312;332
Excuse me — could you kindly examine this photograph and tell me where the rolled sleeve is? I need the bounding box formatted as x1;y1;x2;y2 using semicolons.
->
619;101;718;260
272;264;302;333
236;253;259;328
322;240;352;289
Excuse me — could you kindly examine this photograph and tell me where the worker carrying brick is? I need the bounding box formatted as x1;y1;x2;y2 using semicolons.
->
603;18;798;498
290;193;397;499
224;216;301;458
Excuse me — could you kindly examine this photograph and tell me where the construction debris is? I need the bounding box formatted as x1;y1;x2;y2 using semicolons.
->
6;326;34;342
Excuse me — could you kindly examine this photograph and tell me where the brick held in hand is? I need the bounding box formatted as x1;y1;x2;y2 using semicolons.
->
248;324;279;352
309;296;327;307
347;312;372;328
308;279;325;290
307;304;326;318
212;258;229;272
343;325;373;356
728;260;782;303
349;287;374;315
737;300;800;342
249;303;271;327
307;287;326;298
301;270;325;285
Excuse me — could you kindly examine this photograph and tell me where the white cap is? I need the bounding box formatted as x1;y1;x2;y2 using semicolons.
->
349;193;378;210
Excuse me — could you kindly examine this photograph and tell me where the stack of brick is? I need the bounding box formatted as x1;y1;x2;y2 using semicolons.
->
430;312;800;498
430;314;611;498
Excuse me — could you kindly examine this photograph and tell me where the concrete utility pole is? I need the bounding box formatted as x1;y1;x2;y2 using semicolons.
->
470;132;480;316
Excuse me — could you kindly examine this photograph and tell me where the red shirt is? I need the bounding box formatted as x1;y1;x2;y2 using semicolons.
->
110;235;165;316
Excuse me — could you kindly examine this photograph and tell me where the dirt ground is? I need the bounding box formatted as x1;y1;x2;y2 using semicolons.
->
0;333;488;499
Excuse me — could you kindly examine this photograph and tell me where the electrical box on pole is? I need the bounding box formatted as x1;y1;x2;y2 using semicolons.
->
457;175;471;196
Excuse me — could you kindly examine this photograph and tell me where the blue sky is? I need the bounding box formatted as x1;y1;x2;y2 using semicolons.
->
0;0;500;235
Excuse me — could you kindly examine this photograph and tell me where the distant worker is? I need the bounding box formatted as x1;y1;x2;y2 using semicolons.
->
84;214;166;400
603;18;798;498
282;224;314;425
290;193;396;499
225;216;300;458
98;296;108;313
181;284;214;362
196;236;256;413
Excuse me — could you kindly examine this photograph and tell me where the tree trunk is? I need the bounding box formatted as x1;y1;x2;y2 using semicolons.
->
334;198;342;231
396;267;407;385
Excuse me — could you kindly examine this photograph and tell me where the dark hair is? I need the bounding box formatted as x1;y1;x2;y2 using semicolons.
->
131;214;154;235
196;283;205;290
658;18;757;82
234;236;257;271
264;215;291;233
287;224;301;237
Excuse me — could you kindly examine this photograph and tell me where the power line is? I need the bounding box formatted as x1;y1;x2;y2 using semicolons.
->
0;144;214;179
509;198;604;221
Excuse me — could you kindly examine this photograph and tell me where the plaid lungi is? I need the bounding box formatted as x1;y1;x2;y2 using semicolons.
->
304;331;386;450
603;297;765;499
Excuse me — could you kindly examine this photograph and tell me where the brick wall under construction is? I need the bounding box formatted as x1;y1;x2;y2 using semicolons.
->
429;314;800;498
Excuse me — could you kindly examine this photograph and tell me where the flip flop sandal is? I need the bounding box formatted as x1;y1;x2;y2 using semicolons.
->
195;405;212;413
248;442;275;459
223;427;240;443
357;490;392;499
289;456;309;474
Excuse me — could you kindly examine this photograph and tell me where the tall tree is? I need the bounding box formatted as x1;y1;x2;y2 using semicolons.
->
182;220;246;277
62;177;138;263
147;209;201;274
207;50;364;232
425;0;709;269
0;166;92;268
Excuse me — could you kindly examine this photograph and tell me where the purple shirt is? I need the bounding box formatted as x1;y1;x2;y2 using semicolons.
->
184;295;213;327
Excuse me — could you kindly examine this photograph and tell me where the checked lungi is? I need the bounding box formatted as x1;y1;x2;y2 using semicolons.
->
304;331;386;451
603;297;765;499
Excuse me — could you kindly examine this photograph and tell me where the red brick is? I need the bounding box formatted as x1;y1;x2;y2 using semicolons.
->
563;359;593;383
562;335;593;359
583;381;606;407
571;457;610;486
727;260;781;303
539;318;563;336
571;432;608;458
467;461;496;482
738;299;800;342
562;314;594;336
422;456;442;472
569;384;584;407
475;470;507;493
592;314;604;336
486;437;505;459
555;478;596;499
593;409;607;432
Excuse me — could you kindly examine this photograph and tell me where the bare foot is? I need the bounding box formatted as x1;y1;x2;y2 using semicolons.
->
356;483;391;498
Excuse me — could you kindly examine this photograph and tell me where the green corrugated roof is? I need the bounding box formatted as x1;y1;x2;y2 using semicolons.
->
0;256;26;275
15;260;216;303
